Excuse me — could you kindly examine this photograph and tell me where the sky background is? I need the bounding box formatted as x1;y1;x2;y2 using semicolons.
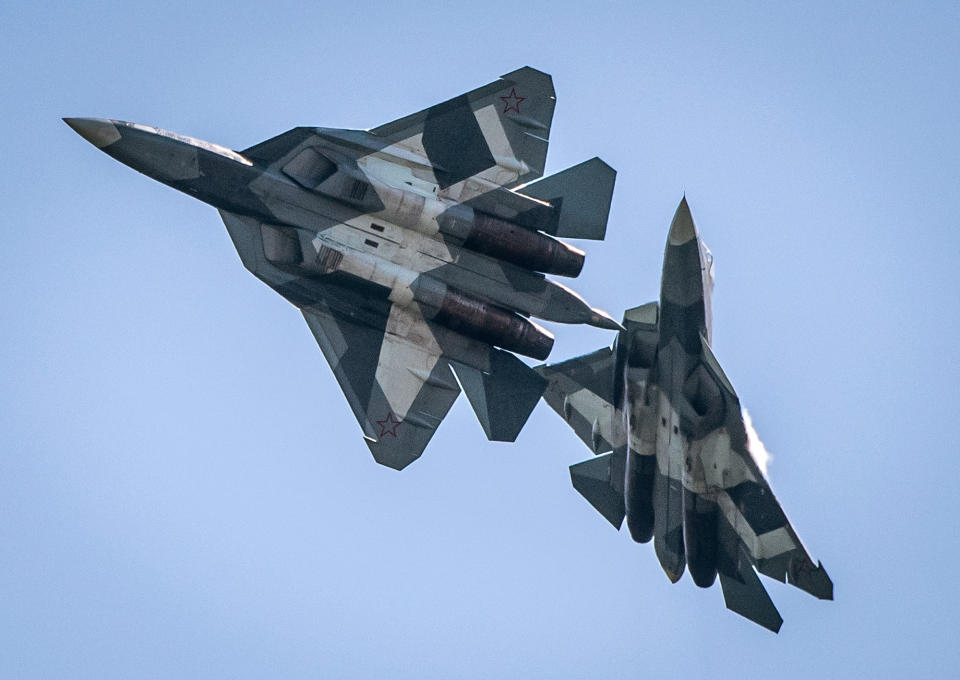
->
2;2;959;677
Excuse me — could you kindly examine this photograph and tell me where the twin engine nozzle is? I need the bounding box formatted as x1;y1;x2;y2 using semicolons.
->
411;277;555;361
442;209;585;278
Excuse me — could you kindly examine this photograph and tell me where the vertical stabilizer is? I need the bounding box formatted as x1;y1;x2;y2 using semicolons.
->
518;157;616;239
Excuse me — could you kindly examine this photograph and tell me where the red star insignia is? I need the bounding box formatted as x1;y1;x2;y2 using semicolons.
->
500;87;525;114
377;411;402;438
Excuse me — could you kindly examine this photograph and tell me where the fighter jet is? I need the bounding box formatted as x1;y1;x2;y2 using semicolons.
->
537;198;832;632
66;67;619;470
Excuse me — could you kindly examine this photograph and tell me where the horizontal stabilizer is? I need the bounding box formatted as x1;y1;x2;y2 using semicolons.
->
536;347;619;453
719;566;783;634
451;349;546;442
518;157;616;240
570;452;625;529
718;517;783;632
622;301;659;329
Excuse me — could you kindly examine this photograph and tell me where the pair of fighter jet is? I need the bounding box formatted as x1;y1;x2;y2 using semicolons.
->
66;67;831;632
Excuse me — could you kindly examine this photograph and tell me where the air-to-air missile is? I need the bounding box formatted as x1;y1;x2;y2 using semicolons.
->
66;67;619;470
538;198;832;632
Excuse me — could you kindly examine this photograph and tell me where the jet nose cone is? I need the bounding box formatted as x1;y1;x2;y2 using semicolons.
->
668;196;697;246
63;117;122;148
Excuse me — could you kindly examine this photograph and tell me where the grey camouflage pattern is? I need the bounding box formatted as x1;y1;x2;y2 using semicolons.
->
537;198;832;632
65;67;617;470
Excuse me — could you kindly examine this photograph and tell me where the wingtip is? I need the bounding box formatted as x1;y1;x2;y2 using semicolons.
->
781;557;834;601
365;436;419;471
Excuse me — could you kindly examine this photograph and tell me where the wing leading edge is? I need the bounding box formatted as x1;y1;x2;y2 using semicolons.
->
698;342;834;616
537;333;832;632
369;66;556;195
303;302;461;471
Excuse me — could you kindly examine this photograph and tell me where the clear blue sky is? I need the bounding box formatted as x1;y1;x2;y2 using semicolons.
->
2;2;958;677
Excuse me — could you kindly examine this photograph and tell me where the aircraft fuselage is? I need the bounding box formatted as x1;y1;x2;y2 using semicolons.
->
623;200;721;586
65;117;619;362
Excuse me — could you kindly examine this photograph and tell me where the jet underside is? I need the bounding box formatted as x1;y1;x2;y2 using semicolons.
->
66;67;831;632
66;67;619;471
537;199;832;632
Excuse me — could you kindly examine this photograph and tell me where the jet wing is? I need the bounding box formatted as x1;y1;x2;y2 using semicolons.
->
538;302;660;455
537;347;622;455
302;302;461;471
368;66;557;200
537;348;628;528
697;340;833;630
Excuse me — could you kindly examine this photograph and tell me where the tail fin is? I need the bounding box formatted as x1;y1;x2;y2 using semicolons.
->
518;157;616;240
570;452;626;528
451;349;546;442
718;518;784;633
